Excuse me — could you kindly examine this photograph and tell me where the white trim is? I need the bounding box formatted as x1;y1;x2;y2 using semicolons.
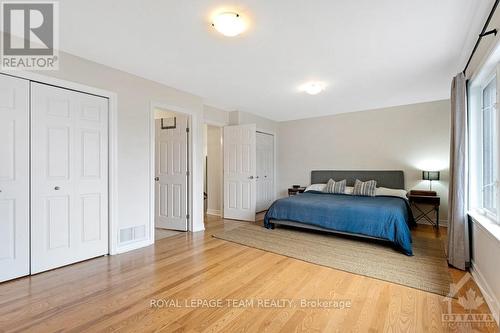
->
0;70;114;99
149;108;156;242
469;61;500;225
479;72;498;221
469;211;500;244
470;260;500;324
204;122;225;220
0;70;120;255
108;94;119;255
218;126;224;218
114;238;153;255
150;101;198;235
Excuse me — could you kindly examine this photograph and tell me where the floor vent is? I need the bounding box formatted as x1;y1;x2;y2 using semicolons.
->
119;225;147;244
133;225;146;240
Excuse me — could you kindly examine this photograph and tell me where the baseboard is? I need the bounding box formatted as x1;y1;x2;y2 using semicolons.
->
470;260;500;324
115;238;154;254
206;209;221;216
416;219;448;227
192;225;205;232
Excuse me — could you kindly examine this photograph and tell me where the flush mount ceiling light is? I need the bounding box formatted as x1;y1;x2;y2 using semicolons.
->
300;82;326;95
212;12;246;37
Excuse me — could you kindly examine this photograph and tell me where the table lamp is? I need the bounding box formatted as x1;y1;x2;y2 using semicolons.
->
422;171;440;191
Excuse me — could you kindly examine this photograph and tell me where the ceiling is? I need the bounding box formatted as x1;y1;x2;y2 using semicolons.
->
59;0;492;121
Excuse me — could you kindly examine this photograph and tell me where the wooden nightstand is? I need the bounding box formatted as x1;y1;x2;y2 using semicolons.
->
288;187;306;196
407;190;440;229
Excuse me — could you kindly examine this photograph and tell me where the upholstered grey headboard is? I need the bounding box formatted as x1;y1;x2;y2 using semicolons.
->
310;170;405;189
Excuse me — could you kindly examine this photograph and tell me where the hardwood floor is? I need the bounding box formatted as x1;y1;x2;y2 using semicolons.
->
0;215;497;332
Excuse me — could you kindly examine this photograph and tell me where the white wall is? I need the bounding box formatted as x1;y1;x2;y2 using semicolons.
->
204;105;229;125
277;100;451;221
154;108;176;119
470;217;500;323
229;110;278;134
206;125;222;215
30;51;207;253
467;33;500;325
465;2;500;79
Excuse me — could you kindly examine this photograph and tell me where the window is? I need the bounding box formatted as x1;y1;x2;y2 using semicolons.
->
469;70;500;224
481;77;497;216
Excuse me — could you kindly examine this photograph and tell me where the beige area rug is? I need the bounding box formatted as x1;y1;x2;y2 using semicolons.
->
155;228;182;241
213;224;452;296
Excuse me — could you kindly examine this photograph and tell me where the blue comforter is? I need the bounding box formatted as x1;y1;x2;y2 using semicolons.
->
264;191;416;255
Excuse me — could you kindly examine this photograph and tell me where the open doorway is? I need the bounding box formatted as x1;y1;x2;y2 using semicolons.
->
203;124;223;223
153;107;190;241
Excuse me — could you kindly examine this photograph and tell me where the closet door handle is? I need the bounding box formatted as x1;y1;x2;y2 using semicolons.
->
54;186;61;191
154;177;160;181
256;176;259;179
249;176;254;180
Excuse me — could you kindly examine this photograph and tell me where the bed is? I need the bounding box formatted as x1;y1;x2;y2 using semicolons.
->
264;170;416;255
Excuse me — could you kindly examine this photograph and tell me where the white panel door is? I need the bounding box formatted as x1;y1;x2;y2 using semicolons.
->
256;132;274;212
223;124;256;221
256;133;266;212
155;115;188;231
31;82;108;274
0;75;30;282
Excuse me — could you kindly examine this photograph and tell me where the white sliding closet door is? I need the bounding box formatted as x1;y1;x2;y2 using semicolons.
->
256;132;274;212
223;124;256;221
31;82;109;274
0;75;30;282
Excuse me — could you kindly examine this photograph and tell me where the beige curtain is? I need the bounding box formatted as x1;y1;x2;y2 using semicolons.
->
447;72;469;270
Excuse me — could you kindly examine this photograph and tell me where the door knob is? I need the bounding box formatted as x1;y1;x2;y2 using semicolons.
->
54;186;61;190
256;176;260;179
154;177;159;181
249;176;254;179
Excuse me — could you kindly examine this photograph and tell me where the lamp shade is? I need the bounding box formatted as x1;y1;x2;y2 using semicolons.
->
422;171;440;181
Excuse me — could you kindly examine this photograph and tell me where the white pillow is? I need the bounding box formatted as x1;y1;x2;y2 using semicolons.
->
305;184;326;192
323;179;347;194
375;187;407;199
345;186;354;195
305;185;406;198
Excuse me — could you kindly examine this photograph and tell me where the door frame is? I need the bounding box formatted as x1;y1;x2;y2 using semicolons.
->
253;127;277;213
255;130;275;213
258;128;277;209
0;70;120;255
149;102;194;240
206;122;277;219
204;121;225;217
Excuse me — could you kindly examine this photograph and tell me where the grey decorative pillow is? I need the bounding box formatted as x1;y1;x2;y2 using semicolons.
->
323;179;346;194
352;179;377;196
